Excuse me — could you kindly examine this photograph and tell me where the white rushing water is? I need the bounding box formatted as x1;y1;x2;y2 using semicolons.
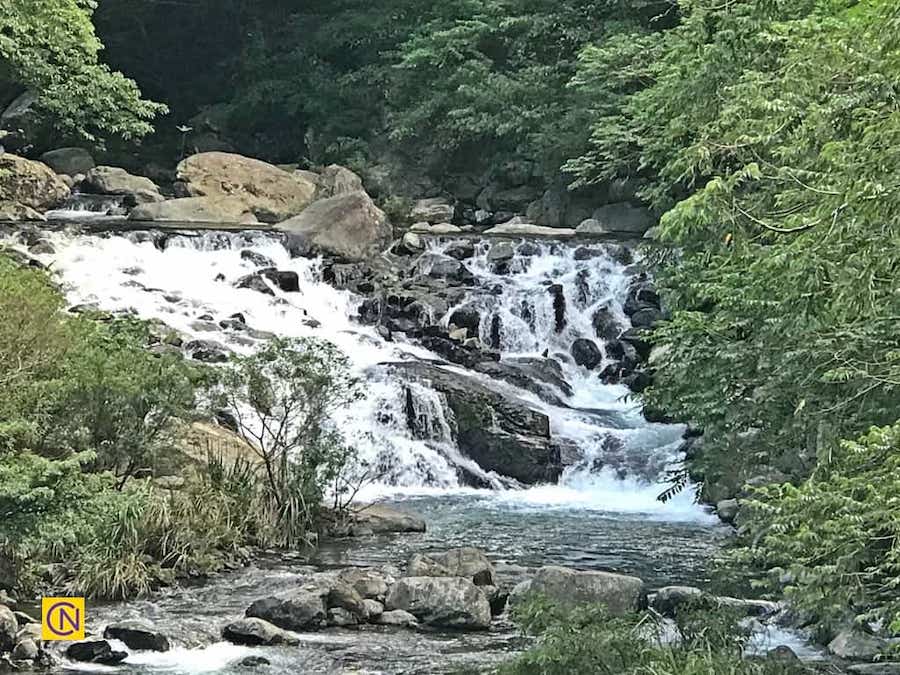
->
11;225;712;521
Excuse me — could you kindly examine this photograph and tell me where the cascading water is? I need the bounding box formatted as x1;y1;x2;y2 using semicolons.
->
3;222;756;674
7;225;707;518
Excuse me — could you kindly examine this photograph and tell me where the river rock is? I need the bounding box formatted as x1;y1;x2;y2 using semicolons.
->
408;548;496;586
362;599;384;619
177;152;316;223
129;196;258;224
315;164;364;199
39;148;95;176
385;577;491;630
487;241;515;263
246;591;326;631
577;203;656;236
327;581;368;619
83;166;163;203
0;200;45;221
571;338;603;370
375;609;418;627
350;503;426;533
716;499;739;524
222;617;300;646
338;568;390;600
410;197;454;224
0;154;70;210
327;608;357;627
278;190;391;261
11;637;38;661
0;605;16;652
391;362;560;484
103;620;170;651
517;566;645;616
649;586;704;616
828;629;888;661
449;306;481;334
592;305;620;341
483;223;576;237
65;640;127;665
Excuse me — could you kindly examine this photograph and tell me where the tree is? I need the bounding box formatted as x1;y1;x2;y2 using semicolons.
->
0;0;166;145
218;337;362;545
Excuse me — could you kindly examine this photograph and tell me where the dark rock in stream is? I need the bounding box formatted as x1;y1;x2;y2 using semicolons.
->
385;577;491;630
392;361;561;484
103;620;171;651
223;617;300;646
66;640;128;665
571;338;602;370
246;592;327;631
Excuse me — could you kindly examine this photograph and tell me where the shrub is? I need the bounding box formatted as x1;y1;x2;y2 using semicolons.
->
500;596;803;675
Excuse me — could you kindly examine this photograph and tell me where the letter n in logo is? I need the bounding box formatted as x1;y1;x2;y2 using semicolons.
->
42;597;86;641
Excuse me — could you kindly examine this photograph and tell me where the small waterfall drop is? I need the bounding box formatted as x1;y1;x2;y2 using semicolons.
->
7;227;711;520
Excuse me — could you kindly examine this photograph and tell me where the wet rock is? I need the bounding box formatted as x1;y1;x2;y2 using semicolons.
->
649;586;704;617
222;617;300;646
0;200;46;222
408;548;495;586
263;270;300;293
716;499;739;525
548;284;566;333
630;306;663;329
828;629;887;662
766;645;800;664
516;566;645;616
350;504;426;534
326;608;357;627
375;609;418;628
580;203;655;236
488;241;515;263
444;240;476;260
0;605;16;652
338;568;390;601
240;655;272;668
362;600;384;619
490;315;502;349
620;328;652;360
449;306;481;335
130;196;259;224
592;305;620;341
571;338;603;370
397;231;424;254
11;637;38;661
185;339;229;363
484;223;576;237
103;621;171;651
410;222;462;234
473;357;573;404
235;273;275;296
327;581;368;619
66;640;128;665
386;577;491;630
410;197;455;224
392;362;560;484
240;250;276;268
624;280;661;315
246;591;326;631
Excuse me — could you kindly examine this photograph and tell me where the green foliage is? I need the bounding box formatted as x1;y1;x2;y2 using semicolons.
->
0;0;165;144
500;596;802;675
217;337;363;547
729;423;900;639
565;0;900;495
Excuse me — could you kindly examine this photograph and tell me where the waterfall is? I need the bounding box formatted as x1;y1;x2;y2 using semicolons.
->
7;227;710;520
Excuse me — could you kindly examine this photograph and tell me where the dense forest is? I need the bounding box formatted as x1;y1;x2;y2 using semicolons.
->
2;0;900;671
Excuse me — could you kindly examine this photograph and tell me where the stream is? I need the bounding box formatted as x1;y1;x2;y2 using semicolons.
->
4;202;818;672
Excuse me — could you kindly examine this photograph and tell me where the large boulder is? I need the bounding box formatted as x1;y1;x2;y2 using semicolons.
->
0;200;45;221
129;196;258;224
350;503;427;534
176;152;316;223
391;362;560;484
517;566;645;616
83;166;163;203
278;190;391;261
0;605;16;652
408;548;495;586
102;621;170;651
410;197;455;224
577;203;656;236
0;154;70;210
66;640;127;665
315;164;363;199
828;630;888;662
245;591;326;631
222;618;300;646
39;148;95;176
385;577;491;630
